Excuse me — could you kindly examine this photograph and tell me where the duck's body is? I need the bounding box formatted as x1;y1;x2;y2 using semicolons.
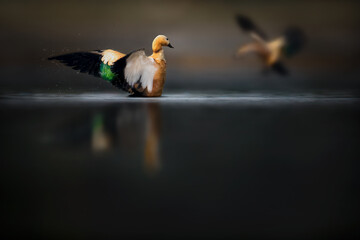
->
235;15;305;75
143;57;166;97
49;35;173;97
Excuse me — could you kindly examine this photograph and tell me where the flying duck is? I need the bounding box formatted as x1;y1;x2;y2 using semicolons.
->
49;35;174;97
235;15;306;75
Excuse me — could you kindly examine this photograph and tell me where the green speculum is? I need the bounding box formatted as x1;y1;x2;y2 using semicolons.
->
100;63;117;81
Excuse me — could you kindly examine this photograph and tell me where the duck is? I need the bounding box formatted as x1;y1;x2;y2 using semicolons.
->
49;35;174;97
235;15;306;75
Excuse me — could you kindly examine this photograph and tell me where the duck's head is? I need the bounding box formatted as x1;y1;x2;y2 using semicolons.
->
152;35;174;52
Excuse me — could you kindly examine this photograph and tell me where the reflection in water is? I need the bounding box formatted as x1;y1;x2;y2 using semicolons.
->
91;103;162;175
1;94;359;239
144;103;162;175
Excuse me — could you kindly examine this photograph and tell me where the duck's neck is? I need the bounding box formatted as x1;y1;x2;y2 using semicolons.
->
151;44;165;62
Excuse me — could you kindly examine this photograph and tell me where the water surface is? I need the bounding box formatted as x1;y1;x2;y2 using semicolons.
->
1;92;359;239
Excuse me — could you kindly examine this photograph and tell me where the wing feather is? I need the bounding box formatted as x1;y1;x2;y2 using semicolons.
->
112;49;157;93
49;49;157;94
283;27;306;57
48;51;103;77
236;14;268;40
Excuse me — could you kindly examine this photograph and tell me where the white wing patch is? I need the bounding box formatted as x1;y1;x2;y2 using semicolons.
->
124;50;158;93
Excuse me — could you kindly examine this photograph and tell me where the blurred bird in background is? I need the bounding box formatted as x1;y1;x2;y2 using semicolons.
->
235;15;306;76
49;35;174;97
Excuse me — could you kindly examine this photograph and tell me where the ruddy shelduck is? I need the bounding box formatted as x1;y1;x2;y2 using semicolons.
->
235;15;306;75
49;35;174;97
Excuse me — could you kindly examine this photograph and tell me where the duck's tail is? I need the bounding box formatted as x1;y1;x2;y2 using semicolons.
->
271;61;289;76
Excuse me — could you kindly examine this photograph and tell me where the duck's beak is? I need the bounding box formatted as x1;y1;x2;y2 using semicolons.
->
168;43;174;48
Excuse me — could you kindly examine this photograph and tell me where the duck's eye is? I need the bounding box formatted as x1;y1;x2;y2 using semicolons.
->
166;38;169;41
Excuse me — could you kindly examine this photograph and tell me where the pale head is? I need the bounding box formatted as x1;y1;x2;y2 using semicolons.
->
152;35;174;53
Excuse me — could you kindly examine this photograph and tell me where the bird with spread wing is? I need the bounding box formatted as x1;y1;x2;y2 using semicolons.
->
235;15;306;75
49;35;174;97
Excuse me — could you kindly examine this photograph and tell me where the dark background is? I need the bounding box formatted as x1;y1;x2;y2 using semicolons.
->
1;0;360;93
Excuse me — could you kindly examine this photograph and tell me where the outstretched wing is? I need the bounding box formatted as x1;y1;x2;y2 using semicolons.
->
49;49;157;93
283;27;306;57
48;50;103;77
112;49;158;93
236;14;268;40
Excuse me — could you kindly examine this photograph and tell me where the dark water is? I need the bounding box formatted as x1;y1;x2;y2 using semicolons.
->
1;92;360;239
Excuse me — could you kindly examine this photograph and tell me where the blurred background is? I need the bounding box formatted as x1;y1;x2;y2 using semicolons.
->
1;0;359;93
1;0;360;239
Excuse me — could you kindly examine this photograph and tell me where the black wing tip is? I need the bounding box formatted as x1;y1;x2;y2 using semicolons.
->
47;52;102;77
48;56;58;61
48;53;75;61
48;51;102;60
284;26;306;57
236;14;256;32
235;14;267;39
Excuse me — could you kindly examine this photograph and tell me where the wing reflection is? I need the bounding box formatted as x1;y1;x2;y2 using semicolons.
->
91;113;112;152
